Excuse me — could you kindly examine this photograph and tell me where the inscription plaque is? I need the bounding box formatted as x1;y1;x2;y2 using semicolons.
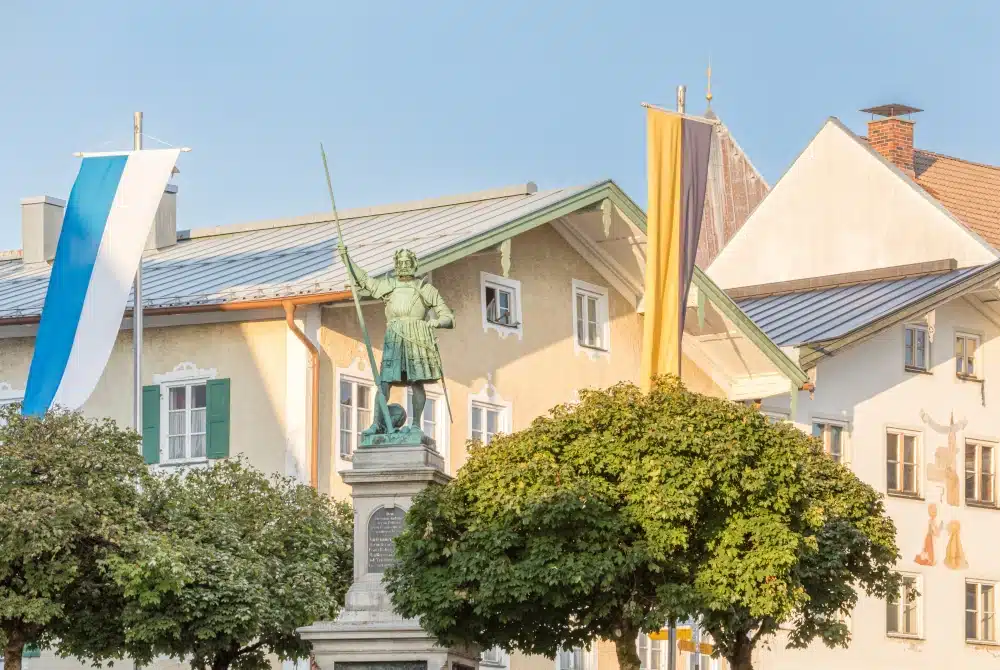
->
367;506;406;573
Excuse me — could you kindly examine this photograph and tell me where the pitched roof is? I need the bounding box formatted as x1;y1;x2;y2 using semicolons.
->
736;266;987;347
735;262;1000;367
696;116;770;268
914;149;1000;248
0;183;601;319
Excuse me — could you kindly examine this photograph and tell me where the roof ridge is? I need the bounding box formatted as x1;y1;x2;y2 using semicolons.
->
915;148;1000;172
178;182;542;241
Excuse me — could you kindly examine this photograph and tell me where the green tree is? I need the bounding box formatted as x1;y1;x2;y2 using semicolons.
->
385;378;901;670
0;405;148;670
108;459;353;670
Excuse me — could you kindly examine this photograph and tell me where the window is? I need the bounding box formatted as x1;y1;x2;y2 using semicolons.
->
967;581;997;643
886;429;920;496
956;333;981;379
904;324;930;371
167;384;207;461
636;634;661;670
572;279;610;353
556;648;583;670
812;422;845;463
886;574;921;637
406;387;449;467
966;441;996;506
481;648;505;667
481;272;522;337
148;364;229;467
471;401;504;444
339;378;373;458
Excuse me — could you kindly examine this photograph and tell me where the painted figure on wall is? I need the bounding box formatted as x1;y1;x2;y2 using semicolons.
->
922;410;966;506
914;503;943;566
944;520;968;570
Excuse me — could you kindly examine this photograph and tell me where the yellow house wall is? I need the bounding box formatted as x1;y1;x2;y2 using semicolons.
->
320;222;724;494
0;320;289;476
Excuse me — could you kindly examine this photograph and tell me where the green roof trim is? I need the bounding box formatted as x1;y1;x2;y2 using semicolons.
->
420;179;809;389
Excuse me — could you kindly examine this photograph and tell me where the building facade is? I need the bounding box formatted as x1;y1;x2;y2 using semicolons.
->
0;176;803;670
709;105;1000;668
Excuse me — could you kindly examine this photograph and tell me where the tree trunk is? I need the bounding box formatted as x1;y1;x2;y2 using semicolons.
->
613;624;641;670
726;631;754;670
4;629;25;670
211;653;232;670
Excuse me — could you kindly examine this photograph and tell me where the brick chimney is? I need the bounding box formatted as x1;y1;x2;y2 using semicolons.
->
862;103;922;178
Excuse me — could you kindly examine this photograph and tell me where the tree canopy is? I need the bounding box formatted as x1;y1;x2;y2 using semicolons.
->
0;405;148;670
107;458;353;670
385;378;901;670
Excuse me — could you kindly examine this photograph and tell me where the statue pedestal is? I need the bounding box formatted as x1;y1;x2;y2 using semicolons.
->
299;443;479;670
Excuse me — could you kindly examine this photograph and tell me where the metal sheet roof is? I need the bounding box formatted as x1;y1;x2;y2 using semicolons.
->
736;266;991;347
0;183;594;318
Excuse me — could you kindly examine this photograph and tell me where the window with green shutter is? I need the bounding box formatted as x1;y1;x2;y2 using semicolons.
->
142;385;160;464
206;378;231;459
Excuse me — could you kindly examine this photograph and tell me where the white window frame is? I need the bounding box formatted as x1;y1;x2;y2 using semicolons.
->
468;378;512;445
886;572;922;639
812;419;849;464
904;323;930;372
571;279;611;358
965;439;997;507
955;331;983;380
153;363;217;466
336;361;376;464
406;384;450;472
480;648;509;670
762;410;789;424
886;427;922;498
966;579;998;644
481;272;523;339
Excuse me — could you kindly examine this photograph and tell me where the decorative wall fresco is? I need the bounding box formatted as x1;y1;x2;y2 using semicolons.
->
914;503;942;566
921;410;966;506
917;410;970;571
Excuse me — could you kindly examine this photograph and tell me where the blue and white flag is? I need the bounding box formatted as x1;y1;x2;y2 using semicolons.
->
23;149;180;416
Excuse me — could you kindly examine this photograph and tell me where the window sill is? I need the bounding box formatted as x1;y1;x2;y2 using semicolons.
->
957;375;984;383
339;452;354;462
967;639;1000;648
887;491;924;502
904;366;933;375
577;342;610;354
486;320;521;330
965;500;998;510
887;633;923;642
158;458;209;466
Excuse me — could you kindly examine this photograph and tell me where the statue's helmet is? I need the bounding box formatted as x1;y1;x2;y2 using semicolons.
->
394;248;418;277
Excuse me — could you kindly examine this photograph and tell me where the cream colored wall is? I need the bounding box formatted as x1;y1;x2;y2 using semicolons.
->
319;223;725;496
0;320;289;477
756;296;1000;669
707;119;998;290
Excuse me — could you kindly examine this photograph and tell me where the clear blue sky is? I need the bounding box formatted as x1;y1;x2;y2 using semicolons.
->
0;1;997;250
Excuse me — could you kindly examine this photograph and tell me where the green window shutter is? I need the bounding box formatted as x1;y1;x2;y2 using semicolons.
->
206;378;231;459
23;644;40;658
142;385;161;464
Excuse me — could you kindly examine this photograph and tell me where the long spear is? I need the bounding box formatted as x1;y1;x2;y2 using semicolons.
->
321;143;395;436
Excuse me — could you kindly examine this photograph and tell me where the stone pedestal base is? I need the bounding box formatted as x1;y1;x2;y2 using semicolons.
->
299;443;478;670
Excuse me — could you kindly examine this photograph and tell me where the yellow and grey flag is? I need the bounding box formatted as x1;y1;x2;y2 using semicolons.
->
641;107;713;388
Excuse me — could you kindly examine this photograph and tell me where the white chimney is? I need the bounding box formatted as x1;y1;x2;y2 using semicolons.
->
145;184;178;251
21;196;66;264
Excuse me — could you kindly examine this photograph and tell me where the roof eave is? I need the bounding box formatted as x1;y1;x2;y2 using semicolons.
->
798;261;1000;369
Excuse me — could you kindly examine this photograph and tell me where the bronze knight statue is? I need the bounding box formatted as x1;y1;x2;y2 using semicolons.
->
338;246;454;438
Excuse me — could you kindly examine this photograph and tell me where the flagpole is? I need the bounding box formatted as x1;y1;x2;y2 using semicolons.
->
132;112;143;431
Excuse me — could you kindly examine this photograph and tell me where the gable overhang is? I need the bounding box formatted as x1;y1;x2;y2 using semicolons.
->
799;261;1000;369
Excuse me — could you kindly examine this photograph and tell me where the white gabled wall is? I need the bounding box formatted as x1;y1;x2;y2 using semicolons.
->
758;295;1000;669
707;119;998;290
